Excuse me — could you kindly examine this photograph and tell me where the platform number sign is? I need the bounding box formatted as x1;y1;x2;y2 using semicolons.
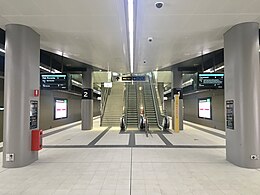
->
83;91;88;98
82;88;93;99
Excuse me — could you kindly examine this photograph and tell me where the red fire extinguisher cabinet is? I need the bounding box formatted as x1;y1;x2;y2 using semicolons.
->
31;129;43;151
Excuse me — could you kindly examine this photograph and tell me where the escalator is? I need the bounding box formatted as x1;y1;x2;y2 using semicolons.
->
126;83;138;127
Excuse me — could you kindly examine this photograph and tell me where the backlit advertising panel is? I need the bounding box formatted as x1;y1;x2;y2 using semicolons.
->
198;97;212;120
54;98;68;120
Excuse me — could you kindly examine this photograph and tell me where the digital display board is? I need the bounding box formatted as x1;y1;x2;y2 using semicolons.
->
40;73;68;90
198;73;224;89
198;97;212;120
54;98;68;120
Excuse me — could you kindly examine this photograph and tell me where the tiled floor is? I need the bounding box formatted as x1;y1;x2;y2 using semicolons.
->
96;128;129;145
135;134;165;146
1;118;260;194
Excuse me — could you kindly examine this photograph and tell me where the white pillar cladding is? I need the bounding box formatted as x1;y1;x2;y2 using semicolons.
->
224;22;260;168
171;67;183;130
81;68;93;130
3;24;40;168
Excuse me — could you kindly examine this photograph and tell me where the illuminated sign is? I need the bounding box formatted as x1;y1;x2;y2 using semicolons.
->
198;73;224;89
198;97;212;119
54;98;68;120
104;82;113;88
40;73;68;90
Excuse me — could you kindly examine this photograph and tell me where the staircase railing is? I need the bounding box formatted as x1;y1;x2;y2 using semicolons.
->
149;75;163;129
134;83;139;127
100;87;110;126
124;83;128;127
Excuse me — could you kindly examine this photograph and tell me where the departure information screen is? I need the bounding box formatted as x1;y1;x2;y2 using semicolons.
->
198;73;224;89
40;73;68;90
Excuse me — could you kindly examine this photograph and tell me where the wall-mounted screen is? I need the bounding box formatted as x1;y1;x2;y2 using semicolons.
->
40;73;68;90
198;97;212;120
54;98;68;120
198;73;224;89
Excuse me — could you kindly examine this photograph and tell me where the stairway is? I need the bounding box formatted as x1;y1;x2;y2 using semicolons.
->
102;83;124;126
126;84;138;127
143;83;158;127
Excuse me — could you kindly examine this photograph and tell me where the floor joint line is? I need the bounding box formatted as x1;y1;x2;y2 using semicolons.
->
88;126;112;146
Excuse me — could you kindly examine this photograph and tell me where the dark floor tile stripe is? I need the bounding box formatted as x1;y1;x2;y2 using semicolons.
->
156;133;174;146
184;122;225;139
43;122;81;137
88;126;111;146
129;131;135;146
43;144;225;149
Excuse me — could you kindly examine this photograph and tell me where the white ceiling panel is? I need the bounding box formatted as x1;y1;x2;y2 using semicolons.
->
0;0;130;73
135;0;260;73
1;0;260;74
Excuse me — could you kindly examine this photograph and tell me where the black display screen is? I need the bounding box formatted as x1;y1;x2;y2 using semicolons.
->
30;100;38;129
198;73;224;89
40;73;68;90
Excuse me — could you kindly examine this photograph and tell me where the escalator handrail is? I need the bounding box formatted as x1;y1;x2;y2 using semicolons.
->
148;76;163;129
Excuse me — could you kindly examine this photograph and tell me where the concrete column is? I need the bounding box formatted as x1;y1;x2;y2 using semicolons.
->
3;24;40;168
171;68;183;130
81;68;93;130
224;22;260;168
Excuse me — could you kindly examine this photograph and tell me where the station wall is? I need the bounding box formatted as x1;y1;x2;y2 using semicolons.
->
0;81;101;142
40;90;100;130
164;89;225;130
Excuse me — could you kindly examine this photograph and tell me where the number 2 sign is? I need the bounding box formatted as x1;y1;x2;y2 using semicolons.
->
82;88;93;99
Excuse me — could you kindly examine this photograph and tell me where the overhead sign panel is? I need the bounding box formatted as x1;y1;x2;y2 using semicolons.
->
40;73;68;90
104;82;113;88
122;76;146;81
198;73;224;89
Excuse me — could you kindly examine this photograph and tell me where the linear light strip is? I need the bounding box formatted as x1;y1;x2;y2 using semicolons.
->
128;0;134;73
214;65;224;72
0;48;5;53
39;65;51;72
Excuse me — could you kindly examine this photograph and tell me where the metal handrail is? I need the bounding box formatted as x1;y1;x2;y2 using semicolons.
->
124;83;128;127
149;75;163;129
134;83;139;128
151;72;165;117
100;87;110;126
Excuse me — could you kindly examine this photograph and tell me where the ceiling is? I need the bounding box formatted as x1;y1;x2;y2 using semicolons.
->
135;0;260;73
0;0;260;74
0;0;130;73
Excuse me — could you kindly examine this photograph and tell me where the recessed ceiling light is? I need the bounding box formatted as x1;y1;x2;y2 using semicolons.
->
155;2;164;9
